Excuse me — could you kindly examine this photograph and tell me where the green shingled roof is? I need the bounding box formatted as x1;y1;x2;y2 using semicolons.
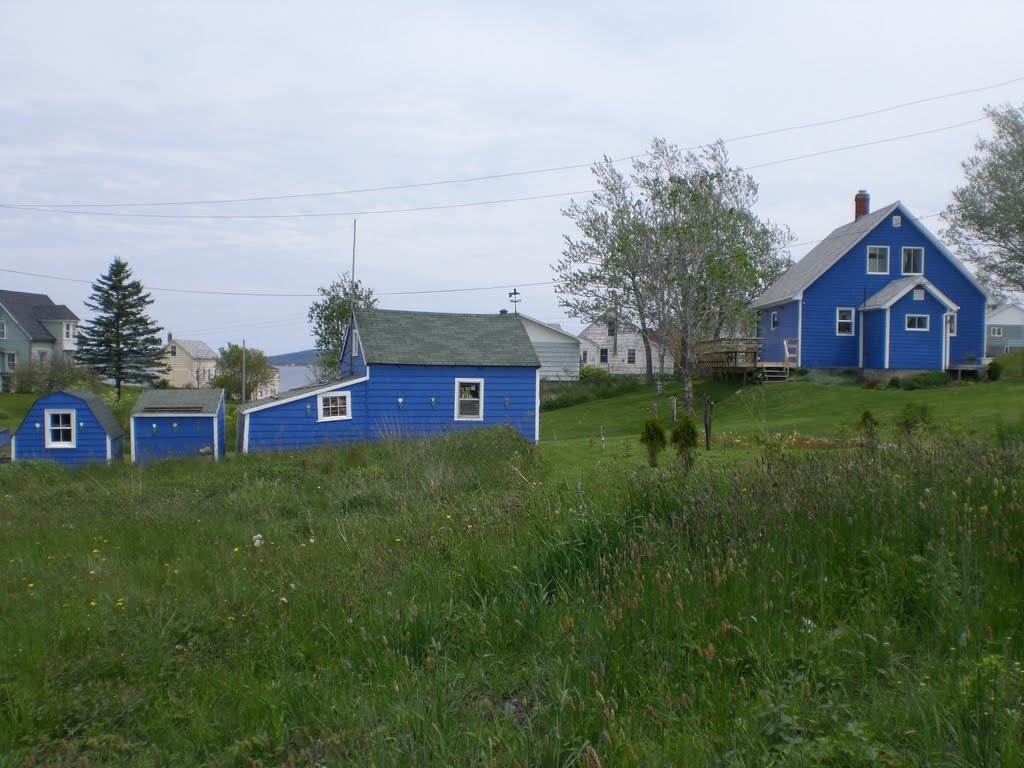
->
354;309;540;368
132;388;225;415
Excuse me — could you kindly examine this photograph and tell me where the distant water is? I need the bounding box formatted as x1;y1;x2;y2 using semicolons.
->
277;365;315;391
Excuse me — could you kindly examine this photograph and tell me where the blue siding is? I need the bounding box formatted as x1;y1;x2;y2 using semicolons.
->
888;291;946;370
792;206;986;369
133;413;223;464
757;301;800;362
12;392;118;465
242;364;538;454
862;310;886;369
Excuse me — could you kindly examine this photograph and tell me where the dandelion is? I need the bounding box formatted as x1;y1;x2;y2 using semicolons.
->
115;598;125;609
228;615;236;622
467;524;474;530
89;600;96;607
394;537;402;543
253;534;264;548
232;547;240;553
91;549;100;554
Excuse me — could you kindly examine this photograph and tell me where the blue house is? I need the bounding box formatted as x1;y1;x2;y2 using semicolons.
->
752;191;988;373
237;308;541;454
11;389;123;465
130;389;226;464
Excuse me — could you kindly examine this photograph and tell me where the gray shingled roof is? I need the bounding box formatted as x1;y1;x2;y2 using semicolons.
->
66;390;123;438
354;308;541;367
862;277;957;311
0;290;80;342
132;388;225;415
170;339;217;359
237;379;354;414
751;203;901;310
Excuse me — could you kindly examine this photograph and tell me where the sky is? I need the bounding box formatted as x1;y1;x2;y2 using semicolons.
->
2;1;1023;355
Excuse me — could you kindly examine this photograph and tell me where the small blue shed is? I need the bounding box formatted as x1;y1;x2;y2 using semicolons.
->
237;308;541;454
12;389;124;465
130;389;226;464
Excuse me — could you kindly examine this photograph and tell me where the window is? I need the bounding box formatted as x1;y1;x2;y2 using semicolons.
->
0;321;5;339
627;348;636;364
581;350;588;364
836;308;855;336
317;392;351;421
947;314;957;337
991;326;1003;338
455;379;483;420
4;352;15;372
902;247;924;275
607;321;616;337
64;322;75;340
44;409;76;448
867;245;889;274
913;289;925;301
770;311;778;331
37;350;49;362
906;314;929;331
599;348;609;363
169;345;176;357
892;215;902;227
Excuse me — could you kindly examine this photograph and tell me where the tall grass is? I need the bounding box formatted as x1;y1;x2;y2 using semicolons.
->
1;426;1022;765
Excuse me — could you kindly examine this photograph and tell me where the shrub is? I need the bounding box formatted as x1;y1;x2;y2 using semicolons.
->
987;360;1003;381
792;367;809;377
855;409;880;444
902;371;950;390
888;376;902;389
895;402;932;436
11;358;101;394
670;416;700;471
579;365;611;382
639;417;667;468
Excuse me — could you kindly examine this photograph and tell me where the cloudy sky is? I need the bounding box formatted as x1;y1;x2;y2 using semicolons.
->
2;1;1022;355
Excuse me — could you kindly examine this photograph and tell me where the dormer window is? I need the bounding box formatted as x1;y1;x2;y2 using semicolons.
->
902;247;924;275
867;246;889;274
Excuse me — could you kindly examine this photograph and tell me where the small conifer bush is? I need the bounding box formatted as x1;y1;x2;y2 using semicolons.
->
640;417;667;467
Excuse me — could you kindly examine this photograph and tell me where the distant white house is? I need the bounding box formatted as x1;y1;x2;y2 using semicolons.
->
986;302;1024;357
513;312;580;381
162;334;217;388
253;367;280;400
578;320;674;377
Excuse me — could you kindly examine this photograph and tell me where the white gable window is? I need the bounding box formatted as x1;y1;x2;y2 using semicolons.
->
902;247;924;275
867;246;889;274
906;314;930;331
991;326;1003;337
627;348;636;364
770;311;778;331
317;392;351;421
455;379;483;421
836;308;855;336
44;409;76;448
892;215;902;227
0;321;6;339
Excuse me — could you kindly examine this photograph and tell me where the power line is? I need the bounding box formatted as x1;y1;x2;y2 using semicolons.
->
3;75;1020;210
0;116;991;222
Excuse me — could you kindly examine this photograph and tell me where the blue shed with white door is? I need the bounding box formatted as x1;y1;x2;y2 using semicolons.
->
237;308;541;454
11;389;123;465
130;388;226;463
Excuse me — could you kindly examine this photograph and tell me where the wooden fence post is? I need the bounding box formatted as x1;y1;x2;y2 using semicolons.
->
703;392;714;451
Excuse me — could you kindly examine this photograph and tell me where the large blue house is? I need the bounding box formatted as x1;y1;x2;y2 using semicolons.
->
752;191;988;373
237;308;541;454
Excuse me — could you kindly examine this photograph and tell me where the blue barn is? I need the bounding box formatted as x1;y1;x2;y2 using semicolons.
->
11;389;123;465
752;191;988;375
238;308;541;454
130;389;226;464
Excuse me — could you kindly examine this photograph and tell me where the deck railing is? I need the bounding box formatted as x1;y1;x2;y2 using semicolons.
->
694;337;760;371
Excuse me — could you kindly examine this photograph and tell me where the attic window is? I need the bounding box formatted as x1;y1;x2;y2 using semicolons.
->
455;379;483;421
913;289;925;301
893;215;902;227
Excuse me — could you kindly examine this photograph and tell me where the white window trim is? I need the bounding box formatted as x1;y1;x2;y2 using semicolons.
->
836;307;855;336
626;348;637;364
454;378;484;421
581;350;588;364
317;391;352;422
893;215;902;227
44;408;77;448
947;314;957;337
770;311;778;331
4;351;16;371
599;348;609;363
906;314;930;332
991;326;1003;337
866;245;889;275
901;246;924;276
0;320;6;339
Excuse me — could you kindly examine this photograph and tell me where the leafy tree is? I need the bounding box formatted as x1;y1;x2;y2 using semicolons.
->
942;105;1024;293
76;257;169;401
211;343;276;401
307;273;377;382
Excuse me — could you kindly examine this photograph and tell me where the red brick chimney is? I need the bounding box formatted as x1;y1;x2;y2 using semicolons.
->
854;190;870;221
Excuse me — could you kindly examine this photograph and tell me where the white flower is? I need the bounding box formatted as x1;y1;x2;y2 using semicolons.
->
253;534;264;548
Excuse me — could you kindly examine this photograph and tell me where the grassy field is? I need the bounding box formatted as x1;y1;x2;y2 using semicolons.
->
2;371;1024;766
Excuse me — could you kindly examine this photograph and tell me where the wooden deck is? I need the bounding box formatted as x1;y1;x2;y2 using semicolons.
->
696;337;800;382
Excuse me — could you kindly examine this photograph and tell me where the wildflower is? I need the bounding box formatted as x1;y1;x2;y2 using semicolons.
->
308;537;315;544
228;616;236;622
89;600;96;607
232;547;240;553
91;549;100;554
394;537;402;543
115;598;125;609
279;596;288;604
467;524;474;530
253;534;264;548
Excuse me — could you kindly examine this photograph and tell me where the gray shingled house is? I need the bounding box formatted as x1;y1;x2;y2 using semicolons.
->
0;290;80;391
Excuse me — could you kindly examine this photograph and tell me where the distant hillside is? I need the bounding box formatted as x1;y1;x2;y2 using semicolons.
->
267;349;320;366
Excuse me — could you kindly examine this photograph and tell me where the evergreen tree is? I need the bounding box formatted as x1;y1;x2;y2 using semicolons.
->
76;257;169;401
